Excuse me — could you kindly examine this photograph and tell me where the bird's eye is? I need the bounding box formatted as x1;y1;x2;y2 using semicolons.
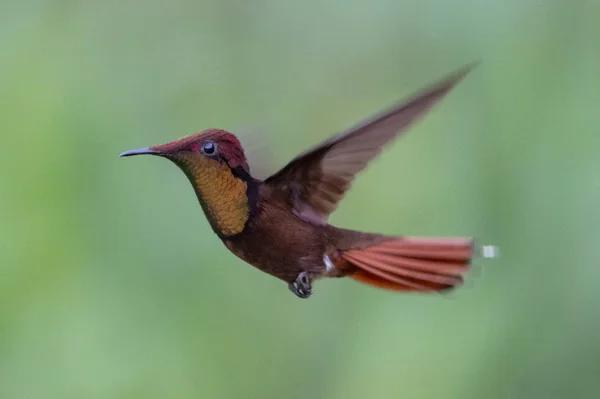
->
201;141;217;156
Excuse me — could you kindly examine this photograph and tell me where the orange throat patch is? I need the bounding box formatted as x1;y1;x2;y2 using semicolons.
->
180;155;250;236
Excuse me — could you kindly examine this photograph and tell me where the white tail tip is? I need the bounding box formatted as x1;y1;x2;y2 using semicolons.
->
481;245;499;258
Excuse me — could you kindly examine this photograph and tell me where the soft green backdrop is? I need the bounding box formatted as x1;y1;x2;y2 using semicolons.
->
1;1;599;398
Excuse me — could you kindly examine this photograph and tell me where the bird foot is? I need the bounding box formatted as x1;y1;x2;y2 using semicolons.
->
288;272;312;299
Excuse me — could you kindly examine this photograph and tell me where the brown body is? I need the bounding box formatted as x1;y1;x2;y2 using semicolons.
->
224;186;385;283
121;65;476;297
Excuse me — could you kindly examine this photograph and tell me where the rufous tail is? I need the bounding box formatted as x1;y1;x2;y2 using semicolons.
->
342;237;473;292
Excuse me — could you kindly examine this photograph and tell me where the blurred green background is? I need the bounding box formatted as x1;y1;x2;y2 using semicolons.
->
2;1;599;398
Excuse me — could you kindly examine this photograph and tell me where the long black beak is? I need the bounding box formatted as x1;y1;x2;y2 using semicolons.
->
119;147;160;157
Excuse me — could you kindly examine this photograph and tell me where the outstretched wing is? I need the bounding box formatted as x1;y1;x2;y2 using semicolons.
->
265;64;475;225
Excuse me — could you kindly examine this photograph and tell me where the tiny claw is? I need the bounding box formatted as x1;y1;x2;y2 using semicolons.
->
288;272;313;299
299;273;310;287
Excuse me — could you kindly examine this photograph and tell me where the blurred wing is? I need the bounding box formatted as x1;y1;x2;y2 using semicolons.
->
264;64;475;224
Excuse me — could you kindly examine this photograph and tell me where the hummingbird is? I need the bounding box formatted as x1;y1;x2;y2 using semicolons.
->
120;65;476;299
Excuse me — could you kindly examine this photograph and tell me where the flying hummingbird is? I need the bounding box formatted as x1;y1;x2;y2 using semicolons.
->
120;65;477;299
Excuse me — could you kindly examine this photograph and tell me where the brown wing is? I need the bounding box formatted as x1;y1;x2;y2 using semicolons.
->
265;64;476;225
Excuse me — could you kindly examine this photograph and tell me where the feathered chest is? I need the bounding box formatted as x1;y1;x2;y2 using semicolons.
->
178;155;250;237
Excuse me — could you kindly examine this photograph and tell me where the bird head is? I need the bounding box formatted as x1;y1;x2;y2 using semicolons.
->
120;128;250;173
120;129;256;237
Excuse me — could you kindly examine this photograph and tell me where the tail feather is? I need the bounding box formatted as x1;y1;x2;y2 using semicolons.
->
343;236;473;293
376;238;472;264
351;270;415;291
344;252;462;287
